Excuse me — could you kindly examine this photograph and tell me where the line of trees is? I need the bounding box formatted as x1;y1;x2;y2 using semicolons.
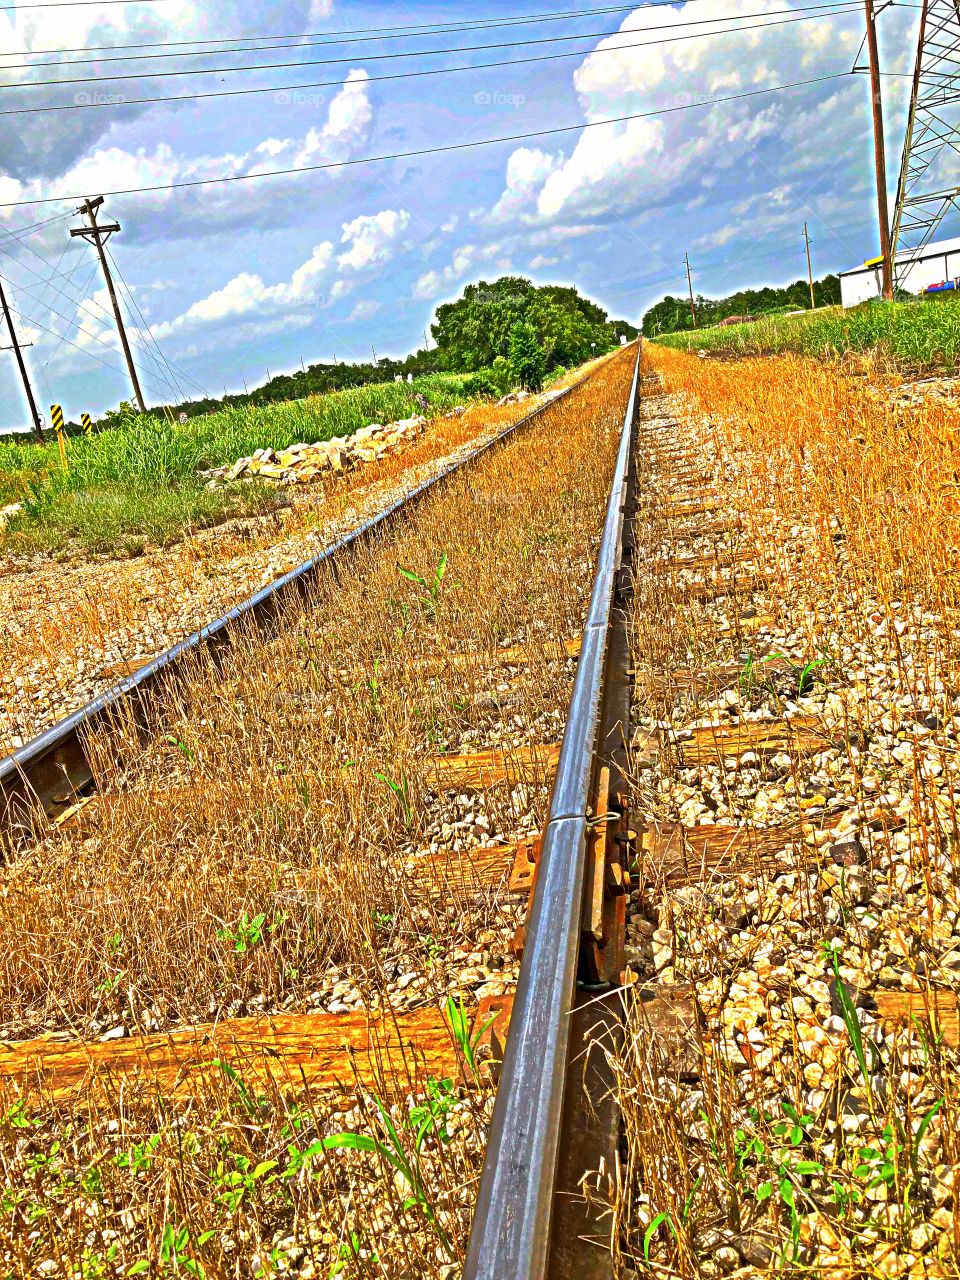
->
161;277;637;417
642;275;842;337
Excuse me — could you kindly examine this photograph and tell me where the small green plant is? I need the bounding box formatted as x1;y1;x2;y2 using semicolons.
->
375;770;414;828
420;933;444;962
852;1126;900;1194
329;1231;379;1277
216;912;267;953
445;993;497;1082
211;1152;279;1214
398;550;448;621
794;657;827;695
149;1223;214;1277
79;1244;120;1278
640;1176;701;1267
213;1059;269;1118
390;597;413;638
3;1100;36;1131
825;942;876;1100
320;1093;454;1257
114;1134;161;1176
740;652;827;700
96;969;126;996
20;472;61;519
164;733;195;762
406;1076;458;1147
753;1105;823;1262
355;659;381;714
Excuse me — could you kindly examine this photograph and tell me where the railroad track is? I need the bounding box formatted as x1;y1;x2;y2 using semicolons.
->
7;346;956;1275
0;358;615;843
464;349;639;1278
0;345;642;1277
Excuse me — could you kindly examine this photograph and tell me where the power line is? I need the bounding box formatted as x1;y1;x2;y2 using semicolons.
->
0;71;857;209
0;1;772;61
3;279;130;380
0;0;167;8
0;9;866;116
35;254;101;357
0;1;864;81
107;248;207;400
105;276;181;401
104;250;207;402
0;210;74;240
0;230;119;336
2;262;129;365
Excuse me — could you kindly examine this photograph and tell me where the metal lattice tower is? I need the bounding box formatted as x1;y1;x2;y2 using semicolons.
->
891;0;960;277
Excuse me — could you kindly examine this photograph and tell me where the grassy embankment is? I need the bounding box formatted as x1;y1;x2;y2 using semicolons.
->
0;374;486;556
656;295;960;371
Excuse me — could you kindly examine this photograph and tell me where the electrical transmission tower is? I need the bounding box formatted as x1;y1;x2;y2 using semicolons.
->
891;0;960;279
70;196;146;412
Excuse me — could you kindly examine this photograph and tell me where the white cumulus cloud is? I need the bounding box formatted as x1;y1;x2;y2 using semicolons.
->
338;208;411;270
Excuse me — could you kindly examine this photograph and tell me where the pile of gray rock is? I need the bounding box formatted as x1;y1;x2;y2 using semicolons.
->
204;415;428;488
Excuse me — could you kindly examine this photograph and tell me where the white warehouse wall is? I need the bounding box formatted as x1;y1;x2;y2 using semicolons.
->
840;235;960;307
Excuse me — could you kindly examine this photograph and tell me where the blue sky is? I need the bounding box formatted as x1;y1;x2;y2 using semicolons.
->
0;0;928;429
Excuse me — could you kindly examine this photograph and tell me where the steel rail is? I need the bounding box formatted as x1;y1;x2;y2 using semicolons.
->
0;358;625;841
463;343;641;1280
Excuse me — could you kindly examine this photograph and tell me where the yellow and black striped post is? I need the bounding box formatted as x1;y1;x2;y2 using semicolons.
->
50;403;68;471
81;412;93;436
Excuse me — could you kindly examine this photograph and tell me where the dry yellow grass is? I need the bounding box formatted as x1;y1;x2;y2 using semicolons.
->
0;369;605;755
0;349;636;1279
613;347;960;1276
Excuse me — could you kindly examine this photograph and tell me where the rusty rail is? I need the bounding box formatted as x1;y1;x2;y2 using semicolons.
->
464;344;640;1279
0;361;622;843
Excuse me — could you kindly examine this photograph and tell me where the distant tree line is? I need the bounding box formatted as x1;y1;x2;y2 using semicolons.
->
160;276;637;418
642;275;842;337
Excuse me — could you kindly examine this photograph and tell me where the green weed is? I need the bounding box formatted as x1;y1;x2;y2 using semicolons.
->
398;550;449;622
375;770;414;829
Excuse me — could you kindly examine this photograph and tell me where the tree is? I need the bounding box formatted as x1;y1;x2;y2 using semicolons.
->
641;274;844;336
431;276;636;372
508;321;546;392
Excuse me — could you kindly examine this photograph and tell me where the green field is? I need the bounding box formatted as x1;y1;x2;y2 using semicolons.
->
655;295;960;370
0;373;491;557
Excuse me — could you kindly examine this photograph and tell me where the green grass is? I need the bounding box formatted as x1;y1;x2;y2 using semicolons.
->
654;296;960;371
0;373;488;556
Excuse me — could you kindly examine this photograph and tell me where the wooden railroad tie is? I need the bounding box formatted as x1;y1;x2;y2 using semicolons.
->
409;834;539;895
0;1006;471;1108
425;742;561;791
474;986;960;1091
674;714;840;766
419;635;581;673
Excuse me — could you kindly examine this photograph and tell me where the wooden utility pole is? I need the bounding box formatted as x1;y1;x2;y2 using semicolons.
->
803;222;816;309
70;196;147;411
0;277;44;442
684;253;698;328
863;0;894;300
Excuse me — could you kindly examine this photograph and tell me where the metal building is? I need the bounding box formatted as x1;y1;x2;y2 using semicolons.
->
839;234;960;307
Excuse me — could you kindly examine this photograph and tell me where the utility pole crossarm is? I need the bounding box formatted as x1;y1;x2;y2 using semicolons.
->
69;196;146;412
